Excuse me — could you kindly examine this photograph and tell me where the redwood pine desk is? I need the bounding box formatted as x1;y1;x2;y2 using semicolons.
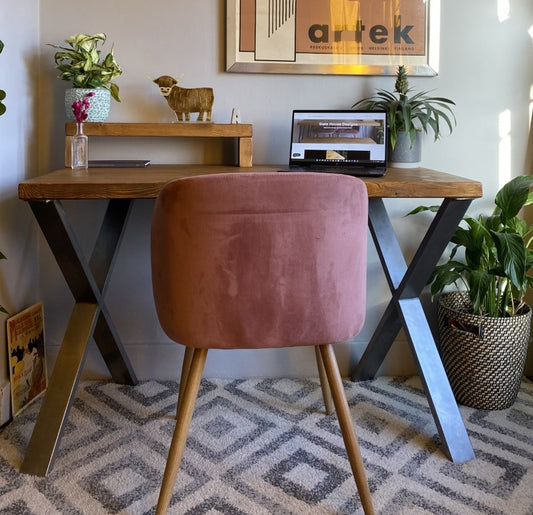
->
18;165;482;475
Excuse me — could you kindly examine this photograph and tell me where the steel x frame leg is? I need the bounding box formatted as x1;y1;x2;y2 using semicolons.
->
351;197;476;463
20;199;138;476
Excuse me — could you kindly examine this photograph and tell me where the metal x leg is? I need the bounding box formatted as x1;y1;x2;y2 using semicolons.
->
352;197;475;463
20;199;138;476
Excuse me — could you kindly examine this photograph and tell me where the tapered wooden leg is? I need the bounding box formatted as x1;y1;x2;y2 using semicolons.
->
319;344;374;515
176;346;194;419
315;346;334;415
156;348;208;515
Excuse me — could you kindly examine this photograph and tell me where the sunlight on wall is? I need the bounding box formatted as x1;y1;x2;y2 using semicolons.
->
498;109;511;189
530;85;533;129
497;0;510;22
529;26;533;165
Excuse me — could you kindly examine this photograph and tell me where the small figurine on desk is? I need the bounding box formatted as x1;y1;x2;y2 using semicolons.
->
153;75;214;122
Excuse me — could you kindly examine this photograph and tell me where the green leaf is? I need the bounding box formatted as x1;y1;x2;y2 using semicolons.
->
452;218;489;249
405;204;441;216
495;175;533;221
428;260;468;296
0;90;6;116
468;270;494;315
0;41;5;116
429;269;461;297
490;231;526;289
109;82;121;102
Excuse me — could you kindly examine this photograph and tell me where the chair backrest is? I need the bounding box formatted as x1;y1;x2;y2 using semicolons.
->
151;172;368;349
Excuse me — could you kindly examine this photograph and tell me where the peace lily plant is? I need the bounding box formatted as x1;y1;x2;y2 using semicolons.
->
49;33;122;102
353;65;456;149
410;175;533;318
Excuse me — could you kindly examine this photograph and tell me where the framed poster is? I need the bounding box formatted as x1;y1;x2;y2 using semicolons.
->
227;0;440;76
7;303;47;416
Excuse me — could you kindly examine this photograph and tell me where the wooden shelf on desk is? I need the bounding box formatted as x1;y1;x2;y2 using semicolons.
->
64;122;253;168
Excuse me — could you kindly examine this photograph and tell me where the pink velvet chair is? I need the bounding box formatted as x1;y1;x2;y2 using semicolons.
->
151;172;373;515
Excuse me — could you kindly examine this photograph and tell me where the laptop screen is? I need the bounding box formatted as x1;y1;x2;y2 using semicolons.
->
289;110;388;168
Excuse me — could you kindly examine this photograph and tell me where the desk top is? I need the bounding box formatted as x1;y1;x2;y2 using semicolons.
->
18;165;482;201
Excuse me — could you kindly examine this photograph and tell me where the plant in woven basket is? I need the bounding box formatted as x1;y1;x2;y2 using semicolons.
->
409;174;533;317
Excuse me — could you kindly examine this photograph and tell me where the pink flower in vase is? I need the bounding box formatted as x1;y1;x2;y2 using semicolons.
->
71;91;95;123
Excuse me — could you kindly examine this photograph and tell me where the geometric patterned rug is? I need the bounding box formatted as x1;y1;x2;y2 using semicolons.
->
0;376;532;514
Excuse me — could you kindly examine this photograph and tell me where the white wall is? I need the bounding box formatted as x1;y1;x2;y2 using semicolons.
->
0;3;41;410
35;1;533;380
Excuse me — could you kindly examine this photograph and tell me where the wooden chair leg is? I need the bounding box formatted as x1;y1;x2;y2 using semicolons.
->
156;347;208;515
319;344;374;515
315;346;334;415
176;346;194;419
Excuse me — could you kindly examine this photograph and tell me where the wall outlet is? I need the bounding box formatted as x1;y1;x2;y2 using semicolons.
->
231;107;241;124
0;381;11;426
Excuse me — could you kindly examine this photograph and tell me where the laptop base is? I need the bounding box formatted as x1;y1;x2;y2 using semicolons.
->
278;166;386;177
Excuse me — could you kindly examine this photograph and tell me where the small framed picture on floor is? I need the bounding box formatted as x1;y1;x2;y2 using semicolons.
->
7;303;47;417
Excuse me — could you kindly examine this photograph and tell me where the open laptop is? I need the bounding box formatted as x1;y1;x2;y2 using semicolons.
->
279;109;388;176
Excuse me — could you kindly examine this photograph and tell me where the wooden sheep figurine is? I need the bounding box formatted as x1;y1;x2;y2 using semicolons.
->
153;75;214;122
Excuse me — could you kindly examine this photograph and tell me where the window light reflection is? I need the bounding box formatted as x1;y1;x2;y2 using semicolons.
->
530;86;533;128
497;0;510;22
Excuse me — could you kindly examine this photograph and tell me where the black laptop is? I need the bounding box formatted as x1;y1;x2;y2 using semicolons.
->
279;109;387;176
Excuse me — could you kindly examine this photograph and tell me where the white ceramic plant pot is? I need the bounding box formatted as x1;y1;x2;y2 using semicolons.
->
65;88;111;122
389;131;421;168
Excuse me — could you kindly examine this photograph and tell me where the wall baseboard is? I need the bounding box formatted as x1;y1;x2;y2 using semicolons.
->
45;339;418;381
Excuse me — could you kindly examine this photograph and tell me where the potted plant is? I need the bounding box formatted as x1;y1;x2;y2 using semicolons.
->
0;39;5;117
0;39;6;314
410;174;533;409
49;33;122;122
352;65;456;168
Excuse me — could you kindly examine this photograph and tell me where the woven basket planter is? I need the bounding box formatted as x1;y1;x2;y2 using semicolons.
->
437;292;531;410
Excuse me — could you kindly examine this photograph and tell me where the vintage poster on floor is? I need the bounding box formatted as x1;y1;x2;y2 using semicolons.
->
7;303;47;416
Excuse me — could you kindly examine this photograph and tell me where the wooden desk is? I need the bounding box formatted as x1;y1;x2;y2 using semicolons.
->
18;165;482;475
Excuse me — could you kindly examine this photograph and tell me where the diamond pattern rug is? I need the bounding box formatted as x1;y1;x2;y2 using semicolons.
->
0;376;532;514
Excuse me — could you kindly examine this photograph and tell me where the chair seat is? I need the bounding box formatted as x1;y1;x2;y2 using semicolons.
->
151;172;367;349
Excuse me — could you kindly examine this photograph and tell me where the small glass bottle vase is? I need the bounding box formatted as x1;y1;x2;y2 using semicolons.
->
71;122;89;170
